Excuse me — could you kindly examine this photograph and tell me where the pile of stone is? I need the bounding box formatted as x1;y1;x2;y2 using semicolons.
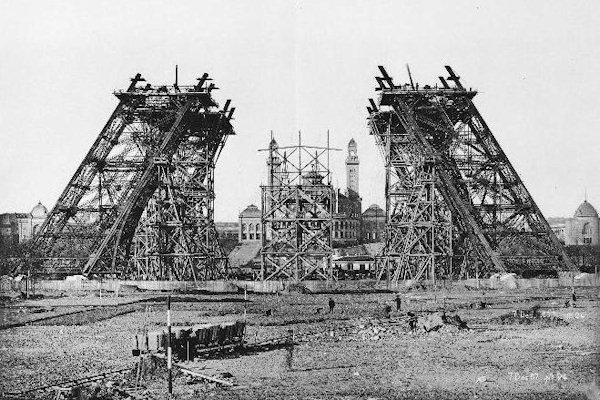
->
348;312;469;341
349;322;407;341
416;311;469;333
492;306;568;327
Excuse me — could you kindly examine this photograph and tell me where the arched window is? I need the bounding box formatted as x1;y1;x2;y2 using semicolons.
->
582;222;593;244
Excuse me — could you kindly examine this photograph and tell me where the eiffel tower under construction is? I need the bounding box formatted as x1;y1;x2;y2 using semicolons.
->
29;72;235;280
367;66;573;284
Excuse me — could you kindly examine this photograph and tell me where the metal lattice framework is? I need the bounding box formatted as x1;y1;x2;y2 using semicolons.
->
31;73;235;280
260;136;336;281
368;66;573;283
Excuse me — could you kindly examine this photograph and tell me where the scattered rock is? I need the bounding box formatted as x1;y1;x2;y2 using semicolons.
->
418;312;468;332
469;301;488;309
492;306;568;327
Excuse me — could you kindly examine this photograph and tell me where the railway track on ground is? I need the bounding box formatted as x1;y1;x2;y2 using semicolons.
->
2;367;132;398
0;295;258;330
0;303;144;330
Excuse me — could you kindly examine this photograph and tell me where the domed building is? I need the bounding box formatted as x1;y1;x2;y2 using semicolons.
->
362;204;386;243
563;200;599;246
0;202;48;248
238;204;262;242
31;202;48;231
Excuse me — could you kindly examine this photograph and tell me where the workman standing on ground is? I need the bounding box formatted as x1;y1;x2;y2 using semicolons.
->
395;294;402;311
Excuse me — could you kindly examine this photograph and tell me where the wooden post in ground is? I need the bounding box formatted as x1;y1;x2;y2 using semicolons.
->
386;260;390;290
286;329;294;370
244;285;247;320
26;267;30;299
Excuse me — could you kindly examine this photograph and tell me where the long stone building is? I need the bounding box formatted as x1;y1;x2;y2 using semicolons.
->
0;202;48;249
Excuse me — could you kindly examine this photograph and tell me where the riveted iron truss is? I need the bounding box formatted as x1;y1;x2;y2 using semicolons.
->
30;73;235;280
368;66;574;283
260;136;337;281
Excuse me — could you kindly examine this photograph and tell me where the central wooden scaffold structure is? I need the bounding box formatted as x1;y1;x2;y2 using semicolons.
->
260;134;338;281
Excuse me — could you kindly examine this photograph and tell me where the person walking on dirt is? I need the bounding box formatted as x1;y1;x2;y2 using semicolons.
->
407;312;417;333
571;289;577;307
328;297;335;313
395;295;402;311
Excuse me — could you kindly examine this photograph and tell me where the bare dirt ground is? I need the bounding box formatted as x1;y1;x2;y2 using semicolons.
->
0;286;598;399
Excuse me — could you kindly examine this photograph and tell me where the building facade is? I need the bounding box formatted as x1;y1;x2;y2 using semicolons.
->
240;138;385;248
238;204;262;242
0;202;48;249
362;204;386;243
548;200;600;246
564;200;599;246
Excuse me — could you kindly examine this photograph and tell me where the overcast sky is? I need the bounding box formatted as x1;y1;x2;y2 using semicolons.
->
1;0;599;221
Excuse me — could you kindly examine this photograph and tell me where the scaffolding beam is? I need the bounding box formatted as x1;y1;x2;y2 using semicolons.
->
29;75;235;280
368;65;574;283
259;135;337;281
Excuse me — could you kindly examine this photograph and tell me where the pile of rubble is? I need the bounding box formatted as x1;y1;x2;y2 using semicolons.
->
491;306;568;327
348;312;469;341
349;322;406;341
416;312;468;333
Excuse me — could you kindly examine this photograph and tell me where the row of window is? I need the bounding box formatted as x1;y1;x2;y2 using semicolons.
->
241;223;260;233
334;220;359;230
334;230;356;239
241;232;262;240
240;220;386;242
365;231;381;240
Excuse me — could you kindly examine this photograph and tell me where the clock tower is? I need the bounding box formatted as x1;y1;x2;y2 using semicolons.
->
346;138;359;196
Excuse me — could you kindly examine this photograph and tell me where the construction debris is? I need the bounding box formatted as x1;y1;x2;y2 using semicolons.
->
492;306;568;326
348;312;469;341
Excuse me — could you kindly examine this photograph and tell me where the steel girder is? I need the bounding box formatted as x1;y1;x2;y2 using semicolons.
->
31;74;235;279
368;66;573;282
260;140;334;281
